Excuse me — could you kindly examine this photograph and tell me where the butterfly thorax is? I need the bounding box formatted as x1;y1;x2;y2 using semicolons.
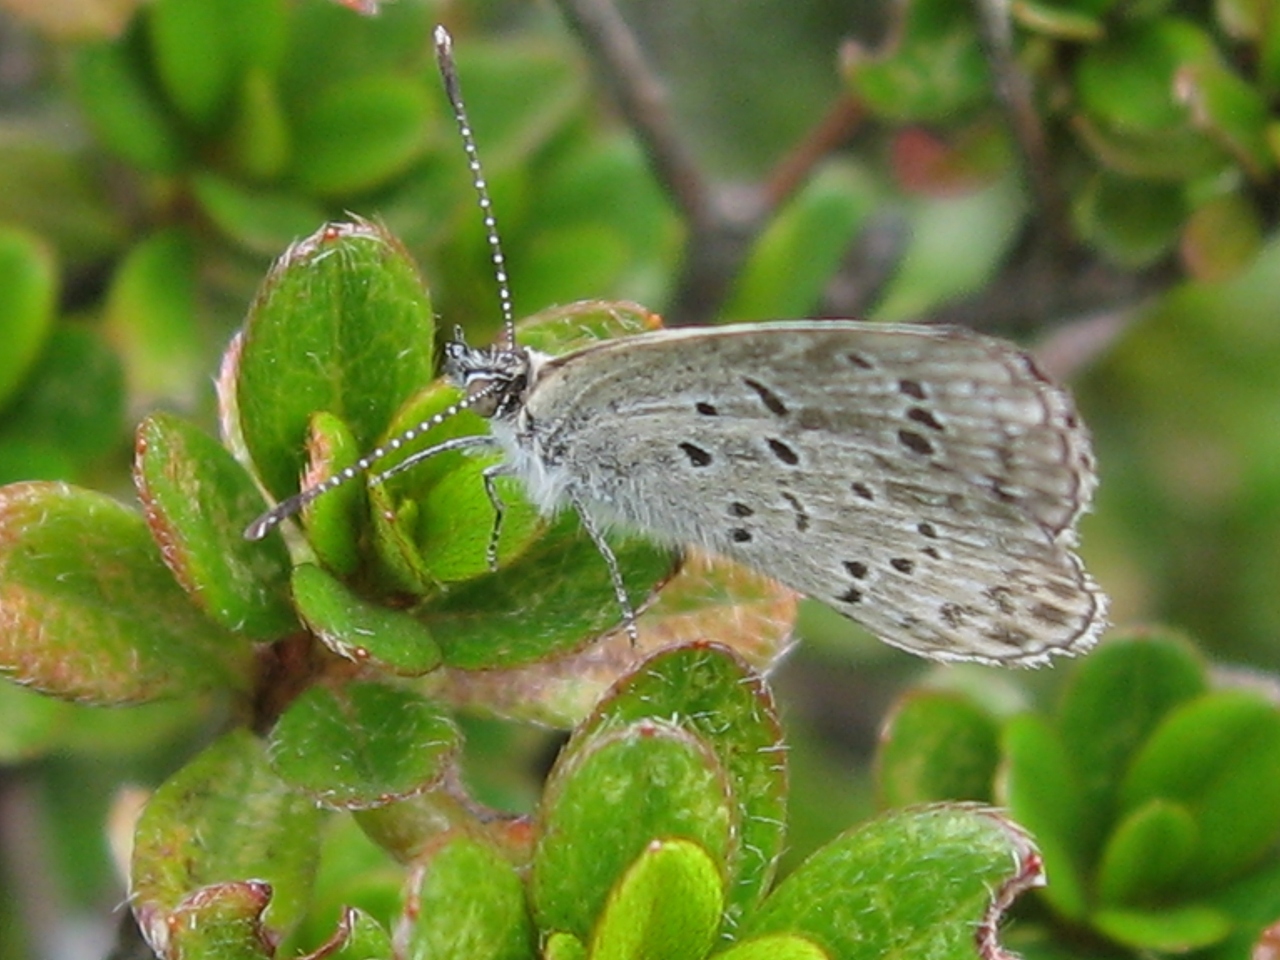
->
442;339;532;420
439;338;567;513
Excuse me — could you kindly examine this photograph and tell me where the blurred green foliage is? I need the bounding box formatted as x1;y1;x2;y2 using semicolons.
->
878;632;1280;956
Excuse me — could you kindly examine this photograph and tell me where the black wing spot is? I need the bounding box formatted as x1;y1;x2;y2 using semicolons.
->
838;586;864;604
890;557;915;574
743;377;789;417
846;352;874;370
907;407;944;432
852;482;874;501
679;442;713;467
844;560;868;579
781;492;810;531
917;521;938;538
730;528;752;543
695;401;718;416
899;378;926;399
922;546;941;560
728;501;754;517
767;438;799;465
898;429;934;456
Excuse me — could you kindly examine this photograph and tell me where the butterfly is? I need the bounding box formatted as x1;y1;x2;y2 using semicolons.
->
246;27;1107;666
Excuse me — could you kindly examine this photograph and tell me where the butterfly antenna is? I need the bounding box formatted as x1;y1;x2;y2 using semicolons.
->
434;25;517;349
243;382;499;541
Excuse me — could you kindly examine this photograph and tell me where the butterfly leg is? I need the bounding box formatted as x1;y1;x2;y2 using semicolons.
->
481;463;511;572
567;488;639;645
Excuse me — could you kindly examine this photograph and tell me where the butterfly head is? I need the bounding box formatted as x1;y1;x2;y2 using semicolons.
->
443;338;530;419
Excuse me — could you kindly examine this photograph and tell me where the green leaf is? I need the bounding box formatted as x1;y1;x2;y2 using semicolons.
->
423;558;795;729
131;730;324;952
301;906;392;960
267;681;459;809
104;228;203;409
227;68;292;181
0;325;125;479
291;74;432;196
1203;855;1280;959
1091;903;1232;952
1056;630;1207;861
572;644;786;933
589;838;723;960
1176;60;1273;180
710;934;829;960
72;32;186;174
368;382;542;589
998;713;1087;920
739;805;1042;960
1070;113;1231;181
1074;19;1218;134
1073;172;1187;268
1071;20;1232;180
237;218;436;501
134;412;296;639
400;835;535;960
291;564;441;675
876;690;999;808
1095;798;1197;905
727;161;874;320
147;0;242;128
277;0;433;109
352;788;519;869
842;0;989;121
414;511;676;670
1075;114;1233;181
1121;690;1280;888
0;481;251;704
546;932;588;960
0;227;56;409
191;173;326;258
296;413;364;577
161;882;276;960
532;721;736;943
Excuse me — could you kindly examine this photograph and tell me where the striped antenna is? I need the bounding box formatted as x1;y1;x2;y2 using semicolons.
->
434;25;517;349
243;26;518;542
243;382;499;541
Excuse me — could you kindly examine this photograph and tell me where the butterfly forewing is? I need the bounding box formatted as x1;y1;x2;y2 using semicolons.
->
519;320;1106;664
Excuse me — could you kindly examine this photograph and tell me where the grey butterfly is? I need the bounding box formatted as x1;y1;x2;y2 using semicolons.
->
246;27;1107;666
